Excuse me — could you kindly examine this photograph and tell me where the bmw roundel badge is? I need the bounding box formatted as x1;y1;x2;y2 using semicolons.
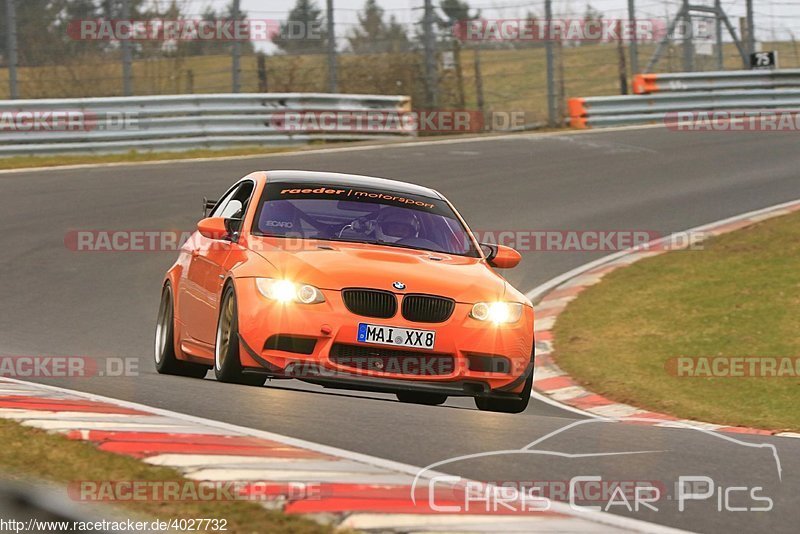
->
392;281;406;290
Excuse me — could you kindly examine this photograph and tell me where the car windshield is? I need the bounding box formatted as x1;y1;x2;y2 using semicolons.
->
251;182;480;257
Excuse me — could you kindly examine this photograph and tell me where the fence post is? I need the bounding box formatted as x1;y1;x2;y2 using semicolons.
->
545;0;557;127
746;0;755;58
257;54;268;92
473;46;485;117
232;0;241;93
326;0;338;92
4;0;19;99
617;21;628;94
628;0;639;74
715;0;724;69
682;0;694;72
120;0;133;96
423;0;438;108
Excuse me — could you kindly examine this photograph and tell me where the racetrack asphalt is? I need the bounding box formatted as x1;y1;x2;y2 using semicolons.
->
1;127;799;533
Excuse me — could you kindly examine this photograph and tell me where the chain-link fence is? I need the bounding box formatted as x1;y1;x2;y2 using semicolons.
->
2;0;800;127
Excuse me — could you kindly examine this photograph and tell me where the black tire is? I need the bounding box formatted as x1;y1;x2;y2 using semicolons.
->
474;368;533;414
396;391;448;406
154;283;210;378
214;285;267;386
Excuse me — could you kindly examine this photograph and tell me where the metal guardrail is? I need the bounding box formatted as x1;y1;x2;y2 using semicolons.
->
633;69;800;94
569;70;800;129
0;93;413;156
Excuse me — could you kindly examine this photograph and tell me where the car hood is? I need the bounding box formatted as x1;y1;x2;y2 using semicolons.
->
246;238;508;303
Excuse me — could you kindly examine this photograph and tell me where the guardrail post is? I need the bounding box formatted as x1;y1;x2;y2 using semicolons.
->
4;0;18;99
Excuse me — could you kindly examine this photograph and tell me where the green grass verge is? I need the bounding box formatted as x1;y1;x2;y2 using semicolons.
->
0;146;303;171
0;418;330;533
553;210;800;432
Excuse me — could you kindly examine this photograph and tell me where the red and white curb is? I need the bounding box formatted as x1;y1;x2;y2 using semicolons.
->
0;377;688;533
528;198;800;439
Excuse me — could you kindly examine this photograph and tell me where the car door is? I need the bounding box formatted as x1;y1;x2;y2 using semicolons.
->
192;180;255;344
180;182;249;345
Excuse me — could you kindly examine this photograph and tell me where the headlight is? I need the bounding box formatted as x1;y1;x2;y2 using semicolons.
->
255;278;325;304
471;301;523;324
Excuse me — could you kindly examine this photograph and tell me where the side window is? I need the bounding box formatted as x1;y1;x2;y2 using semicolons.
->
210;181;255;219
209;186;239;218
218;198;244;219
227;181;255;219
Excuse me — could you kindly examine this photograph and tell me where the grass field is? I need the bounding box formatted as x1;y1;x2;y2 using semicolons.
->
553;210;800;432
0;419;328;533
0;146;303;171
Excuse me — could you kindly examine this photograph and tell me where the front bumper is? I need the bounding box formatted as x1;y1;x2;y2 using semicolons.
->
234;279;534;395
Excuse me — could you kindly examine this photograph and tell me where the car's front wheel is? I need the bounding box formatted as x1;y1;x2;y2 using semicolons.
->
214;285;267;386
154;283;210;378
396;391;447;406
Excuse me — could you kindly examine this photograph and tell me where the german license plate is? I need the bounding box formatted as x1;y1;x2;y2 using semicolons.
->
357;323;436;350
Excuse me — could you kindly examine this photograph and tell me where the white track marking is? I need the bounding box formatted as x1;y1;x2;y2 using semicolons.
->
339;514;617;532
144;454;300;467
530;390;600;418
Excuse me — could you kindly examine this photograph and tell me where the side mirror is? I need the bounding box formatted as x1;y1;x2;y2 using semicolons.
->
481;243;521;269
197;217;228;240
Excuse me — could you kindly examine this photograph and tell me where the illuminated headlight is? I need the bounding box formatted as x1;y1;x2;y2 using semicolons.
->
255;278;325;304
471;302;523;324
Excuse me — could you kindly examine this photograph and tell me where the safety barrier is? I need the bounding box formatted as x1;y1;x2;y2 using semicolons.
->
569;69;800;129
632;69;800;94
0;93;413;157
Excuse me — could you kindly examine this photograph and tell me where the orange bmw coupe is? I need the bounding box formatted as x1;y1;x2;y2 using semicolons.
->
155;171;535;413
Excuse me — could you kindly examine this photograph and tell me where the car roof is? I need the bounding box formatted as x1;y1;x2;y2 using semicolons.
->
263;170;444;200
